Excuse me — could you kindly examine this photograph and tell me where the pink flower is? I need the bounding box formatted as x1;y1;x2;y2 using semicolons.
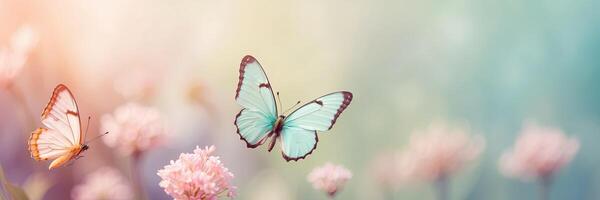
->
71;167;133;200
499;123;579;181
402;123;485;181
157;146;236;200
0;25;37;88
307;163;352;197
101;103;167;156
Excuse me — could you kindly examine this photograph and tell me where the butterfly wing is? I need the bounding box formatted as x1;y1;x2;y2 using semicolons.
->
280;126;318;161
284;91;352;131
235;55;278;147
235;109;274;147
28;128;72;161
280;91;353;161
28;84;83;169
41;84;82;145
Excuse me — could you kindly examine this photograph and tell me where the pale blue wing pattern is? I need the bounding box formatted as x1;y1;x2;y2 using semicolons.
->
284;91;352;131
280;91;353;161
234;55;278;147
235;55;277;117
280;126;317;161
235;109;274;147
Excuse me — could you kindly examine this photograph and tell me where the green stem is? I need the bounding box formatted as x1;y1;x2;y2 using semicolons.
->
434;175;449;200
539;175;552;200
383;186;395;200
0;164;11;200
131;152;148;200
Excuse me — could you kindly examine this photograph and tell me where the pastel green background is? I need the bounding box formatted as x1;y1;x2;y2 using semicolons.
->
0;0;599;199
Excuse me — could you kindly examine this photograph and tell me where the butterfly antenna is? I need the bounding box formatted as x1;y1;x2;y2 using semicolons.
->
85;132;109;144
276;92;283;113
283;101;302;115
85;116;91;137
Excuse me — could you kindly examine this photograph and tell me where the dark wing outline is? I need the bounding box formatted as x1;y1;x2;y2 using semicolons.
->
281;131;318;162
41;84;84;145
284;91;353;130
234;55;279;148
279;91;352;161
235;55;279;115
234;108;272;148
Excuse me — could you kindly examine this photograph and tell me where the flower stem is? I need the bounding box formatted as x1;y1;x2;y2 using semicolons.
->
131;152;148;200
434;175;449;200
328;191;336;199
538;175;552;200
383;187;395;200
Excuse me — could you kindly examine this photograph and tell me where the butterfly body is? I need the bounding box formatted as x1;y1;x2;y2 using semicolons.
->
265;115;286;152
273;115;286;134
27;84;89;170
51;144;87;169
235;55;353;161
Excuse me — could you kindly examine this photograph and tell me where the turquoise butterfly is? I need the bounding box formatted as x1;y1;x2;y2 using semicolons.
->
235;55;353;161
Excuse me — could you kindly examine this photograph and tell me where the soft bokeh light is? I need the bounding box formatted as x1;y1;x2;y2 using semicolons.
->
0;0;599;199
402;123;485;182
113;68;160;101
0;25;36;89
307;163;352;198
71;167;133;200
499;123;579;181
101;102;167;156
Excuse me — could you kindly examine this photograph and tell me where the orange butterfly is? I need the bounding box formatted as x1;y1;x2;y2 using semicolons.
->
28;84;94;170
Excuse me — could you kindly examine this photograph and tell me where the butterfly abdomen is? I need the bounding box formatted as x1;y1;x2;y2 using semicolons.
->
267;116;286;152
273;115;286;134
48;146;84;170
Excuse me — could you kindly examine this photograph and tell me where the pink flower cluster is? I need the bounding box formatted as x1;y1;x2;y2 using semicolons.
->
157;146;236;200
0;25;37;88
307;163;352;197
499;123;579;180
101;103;167;156
71;167;133;200
400;123;485;181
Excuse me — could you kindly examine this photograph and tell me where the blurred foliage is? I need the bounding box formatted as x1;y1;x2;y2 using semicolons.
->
0;165;29;200
0;0;600;199
21;173;51;200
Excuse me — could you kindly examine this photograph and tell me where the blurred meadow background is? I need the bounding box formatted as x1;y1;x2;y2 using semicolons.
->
1;0;600;199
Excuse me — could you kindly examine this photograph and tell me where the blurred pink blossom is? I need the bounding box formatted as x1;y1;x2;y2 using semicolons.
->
0;25;38;88
101;103;167;156
71;167;133;200
307;163;352;198
403;123;485;181
157;145;236;200
499;123;579;181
